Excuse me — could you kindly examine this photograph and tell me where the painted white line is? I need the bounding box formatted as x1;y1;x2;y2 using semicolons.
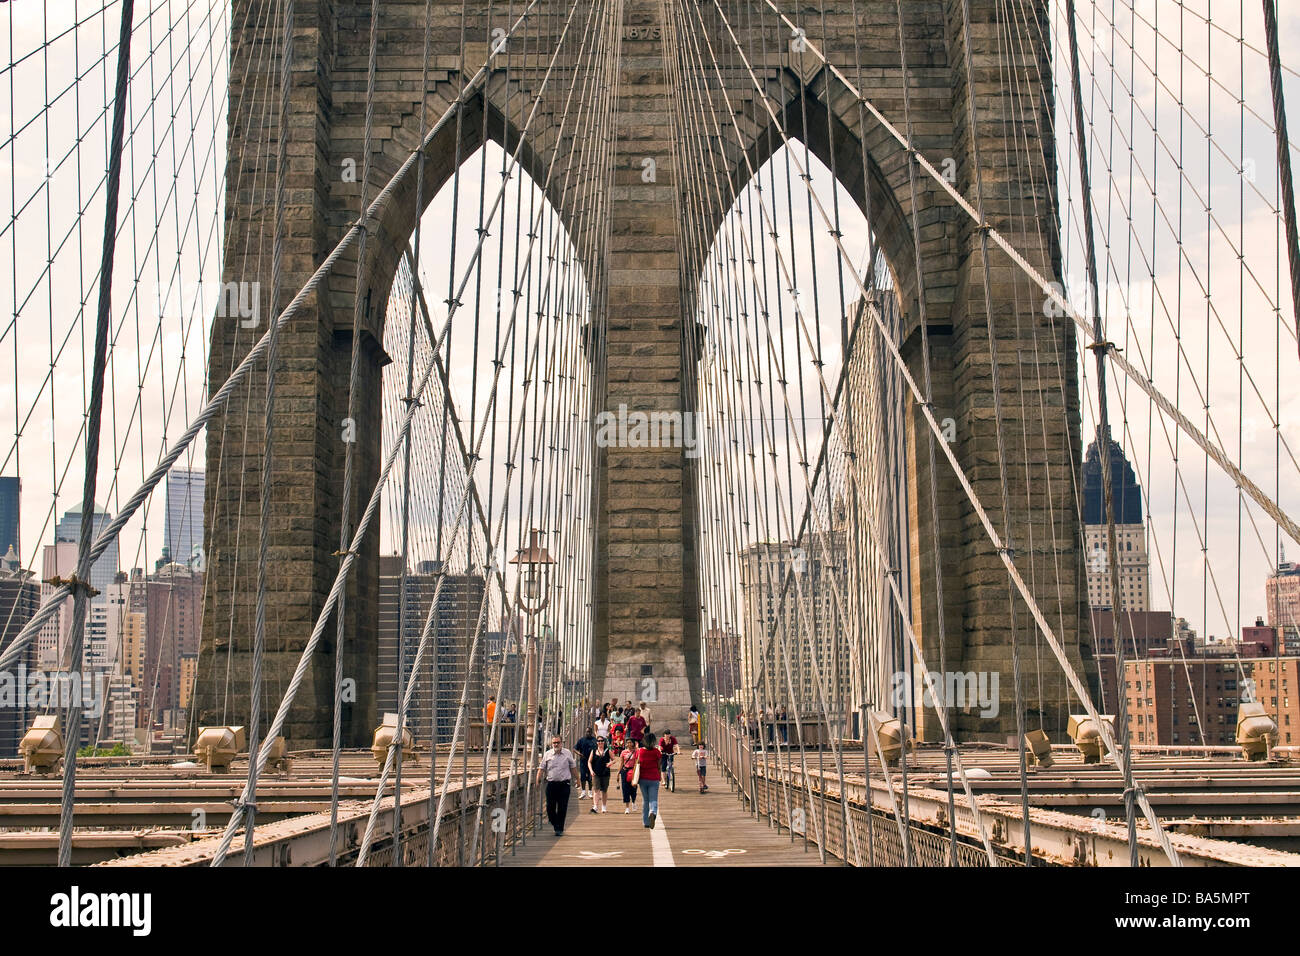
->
650;804;674;867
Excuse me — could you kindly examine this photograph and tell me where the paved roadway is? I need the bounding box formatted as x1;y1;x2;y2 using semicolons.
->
500;767;828;867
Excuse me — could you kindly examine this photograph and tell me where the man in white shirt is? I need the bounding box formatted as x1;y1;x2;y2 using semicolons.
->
537;735;578;836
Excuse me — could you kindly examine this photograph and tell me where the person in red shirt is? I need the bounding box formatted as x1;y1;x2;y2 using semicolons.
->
632;733;662;829
626;707;647;744
657;730;678;792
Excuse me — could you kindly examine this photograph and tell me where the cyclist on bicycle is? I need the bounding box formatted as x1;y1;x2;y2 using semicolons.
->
658;729;679;791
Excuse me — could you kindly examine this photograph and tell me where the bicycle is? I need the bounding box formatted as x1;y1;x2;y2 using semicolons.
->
661;753;675;792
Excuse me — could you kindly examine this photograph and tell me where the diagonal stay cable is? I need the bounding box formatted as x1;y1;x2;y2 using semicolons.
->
679;0;999;863
751;0;1300;553
707;0;1182;866
0;0;548;678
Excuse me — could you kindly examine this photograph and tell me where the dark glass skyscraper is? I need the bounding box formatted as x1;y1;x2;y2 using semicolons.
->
0;476;18;558
1082;427;1143;525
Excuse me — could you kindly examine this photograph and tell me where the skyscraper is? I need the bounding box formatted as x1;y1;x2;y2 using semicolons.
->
1266;552;1300;655
54;506;119;599
0;476;19;558
163;468;205;568
739;531;849;717
1082;430;1150;611
142;562;204;727
38;540;78;669
0;546;39;757
376;556;486;744
703;618;740;699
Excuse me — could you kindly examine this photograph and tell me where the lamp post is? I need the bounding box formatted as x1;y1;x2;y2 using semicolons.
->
510;529;554;747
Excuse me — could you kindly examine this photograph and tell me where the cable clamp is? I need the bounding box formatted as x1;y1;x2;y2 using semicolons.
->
332;549;357;558
44;574;100;598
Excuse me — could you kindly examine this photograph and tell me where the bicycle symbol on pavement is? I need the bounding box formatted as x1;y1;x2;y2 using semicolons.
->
568;850;625;860
682;848;747;859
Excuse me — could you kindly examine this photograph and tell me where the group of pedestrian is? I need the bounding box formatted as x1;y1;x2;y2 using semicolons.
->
483;696;518;724
535;701;711;837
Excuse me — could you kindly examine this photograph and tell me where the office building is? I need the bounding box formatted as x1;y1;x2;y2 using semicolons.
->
1082;430;1149;611
377;556;486;744
163;468;205;568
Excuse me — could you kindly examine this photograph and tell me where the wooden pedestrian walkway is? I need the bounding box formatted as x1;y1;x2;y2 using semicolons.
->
500;770;830;867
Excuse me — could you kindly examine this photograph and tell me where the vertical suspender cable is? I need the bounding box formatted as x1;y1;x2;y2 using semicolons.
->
1261;0;1300;363
331;0;381;867
57;0;135;869
894;0;958;866
957;0;1033;865
393;0;435;870
1065;0;1137;865
245;0;293;865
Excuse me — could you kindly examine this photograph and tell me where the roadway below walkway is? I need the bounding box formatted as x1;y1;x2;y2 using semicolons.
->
499;767;829;867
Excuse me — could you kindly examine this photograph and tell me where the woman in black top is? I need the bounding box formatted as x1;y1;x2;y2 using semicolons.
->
588;737;612;813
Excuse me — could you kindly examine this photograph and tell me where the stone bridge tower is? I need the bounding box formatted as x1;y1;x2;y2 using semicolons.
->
196;0;1091;747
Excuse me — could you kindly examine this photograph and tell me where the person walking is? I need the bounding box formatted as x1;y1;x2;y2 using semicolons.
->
687;704;701;745
619;739;639;812
626;707;646;745
588;736;612;813
574;727;597;799
594;710;612;742
631;732;662;829
536;735;578;836
691;742;708;792
638;700;653;734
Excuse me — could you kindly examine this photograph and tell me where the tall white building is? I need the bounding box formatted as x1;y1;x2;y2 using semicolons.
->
87;580;130;674
739;531;849;716
164;468;205;568
38;540;77;669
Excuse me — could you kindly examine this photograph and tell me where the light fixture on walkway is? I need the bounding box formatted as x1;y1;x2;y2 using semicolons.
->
510;528;555;615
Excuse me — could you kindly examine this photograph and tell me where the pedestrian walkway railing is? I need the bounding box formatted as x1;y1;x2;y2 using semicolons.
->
706;723;1013;867
361;764;541;867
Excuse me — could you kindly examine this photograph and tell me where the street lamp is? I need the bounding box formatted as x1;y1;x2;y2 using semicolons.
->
509;529;555;749
510;528;555;614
